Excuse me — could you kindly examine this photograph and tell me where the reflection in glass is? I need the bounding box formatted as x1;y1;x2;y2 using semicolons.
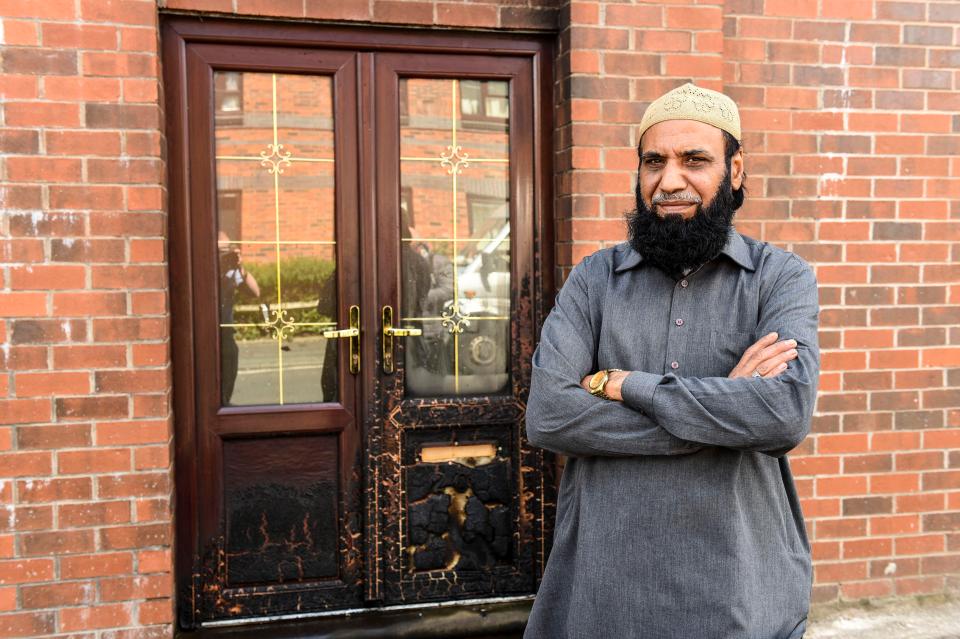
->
399;78;511;397
214;72;338;407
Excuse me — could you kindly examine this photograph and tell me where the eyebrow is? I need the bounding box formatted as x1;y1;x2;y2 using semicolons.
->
640;148;715;162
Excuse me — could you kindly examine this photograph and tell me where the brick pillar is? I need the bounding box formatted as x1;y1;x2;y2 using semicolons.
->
0;0;173;635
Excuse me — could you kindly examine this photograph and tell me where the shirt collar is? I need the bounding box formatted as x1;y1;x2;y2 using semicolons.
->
614;229;756;273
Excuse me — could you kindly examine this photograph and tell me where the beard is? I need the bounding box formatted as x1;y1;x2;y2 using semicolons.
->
626;172;737;278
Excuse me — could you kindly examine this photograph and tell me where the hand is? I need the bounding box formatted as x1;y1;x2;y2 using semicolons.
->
728;332;798;379
580;370;631;401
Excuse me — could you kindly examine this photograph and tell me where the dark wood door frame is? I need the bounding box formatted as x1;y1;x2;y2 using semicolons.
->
163;16;555;632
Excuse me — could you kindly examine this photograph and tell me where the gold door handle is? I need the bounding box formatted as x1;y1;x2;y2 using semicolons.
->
322;304;360;374
382;305;421;374
322;328;359;338
384;327;422;337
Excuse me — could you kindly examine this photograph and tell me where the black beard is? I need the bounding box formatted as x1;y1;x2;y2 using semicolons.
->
627;173;737;278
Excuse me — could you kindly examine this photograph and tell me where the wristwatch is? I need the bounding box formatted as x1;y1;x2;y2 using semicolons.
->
587;369;622;400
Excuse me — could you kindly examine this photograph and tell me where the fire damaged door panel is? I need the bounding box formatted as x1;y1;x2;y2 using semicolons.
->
372;54;553;605
169;38;364;626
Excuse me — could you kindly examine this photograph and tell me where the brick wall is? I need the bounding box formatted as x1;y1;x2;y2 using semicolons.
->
0;0;956;636
729;0;960;604
0;0;173;636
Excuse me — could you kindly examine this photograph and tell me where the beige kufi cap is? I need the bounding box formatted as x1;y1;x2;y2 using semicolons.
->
638;83;741;142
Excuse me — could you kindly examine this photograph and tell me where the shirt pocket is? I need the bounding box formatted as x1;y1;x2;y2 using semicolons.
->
708;329;757;377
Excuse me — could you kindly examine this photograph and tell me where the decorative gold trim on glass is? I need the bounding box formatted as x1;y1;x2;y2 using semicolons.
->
219;240;336;246
400;79;510;394
216;72;337;404
401;238;508;243
440;145;469;174
401;316;509;322
259;143;292;174
440;304;470;334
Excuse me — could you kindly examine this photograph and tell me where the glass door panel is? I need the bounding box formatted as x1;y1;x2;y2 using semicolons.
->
214;72;338;406
399;78;511;396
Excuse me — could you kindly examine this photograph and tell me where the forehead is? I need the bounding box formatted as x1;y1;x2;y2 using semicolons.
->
640;119;724;155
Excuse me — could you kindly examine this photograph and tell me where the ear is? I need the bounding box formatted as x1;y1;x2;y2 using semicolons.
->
730;148;745;190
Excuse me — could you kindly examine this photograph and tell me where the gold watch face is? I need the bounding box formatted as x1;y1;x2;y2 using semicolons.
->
588;370;607;391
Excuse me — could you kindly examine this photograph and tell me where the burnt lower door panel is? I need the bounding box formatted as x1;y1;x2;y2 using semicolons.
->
403;427;514;575
224;435;340;585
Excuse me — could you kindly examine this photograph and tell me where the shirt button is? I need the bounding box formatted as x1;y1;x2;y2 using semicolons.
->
670;361;679;370
680;279;688;288
675;318;684;327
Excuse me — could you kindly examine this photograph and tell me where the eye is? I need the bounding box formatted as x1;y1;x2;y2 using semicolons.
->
644;158;664;168
685;157;706;165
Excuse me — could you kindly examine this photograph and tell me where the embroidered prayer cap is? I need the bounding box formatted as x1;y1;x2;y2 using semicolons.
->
638;82;741;142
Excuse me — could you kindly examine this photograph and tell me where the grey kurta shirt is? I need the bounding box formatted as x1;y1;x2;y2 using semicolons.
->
524;230;819;639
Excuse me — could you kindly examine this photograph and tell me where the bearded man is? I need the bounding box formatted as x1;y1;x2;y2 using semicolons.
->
524;84;819;639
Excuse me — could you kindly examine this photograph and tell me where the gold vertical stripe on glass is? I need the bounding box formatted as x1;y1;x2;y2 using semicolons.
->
400;79;510;394
216;72;337;405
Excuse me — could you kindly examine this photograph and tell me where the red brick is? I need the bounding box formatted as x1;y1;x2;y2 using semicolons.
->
843;538;892;559
60;552;132;579
99;523;170;550
0;452;52;477
665;6;720;30
21;529;95;556
134;446;170;471
100;574;172;602
59;501;131;528
41;23;116;48
60;602;133;632
0;611;55;636
17;477;92;503
98;473;169;499
44;76;121;101
815;560;868;582
138;549;171;574
604;5;661;28
10;265;85;291
138;598;173;624
21;581;96;609
871;515;920;535
54;345;127;369
56;395;128;421
14;372;90;397
53;291;127;316
0;558;54;584
818;476;868;497
0;399;51;426
58;449;131;474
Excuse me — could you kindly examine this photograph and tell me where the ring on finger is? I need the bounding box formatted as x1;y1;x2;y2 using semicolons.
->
752;370;763;378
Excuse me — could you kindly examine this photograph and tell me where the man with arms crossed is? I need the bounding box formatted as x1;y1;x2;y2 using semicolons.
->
525;84;819;638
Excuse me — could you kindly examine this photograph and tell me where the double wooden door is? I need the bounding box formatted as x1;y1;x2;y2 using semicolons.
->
164;20;553;628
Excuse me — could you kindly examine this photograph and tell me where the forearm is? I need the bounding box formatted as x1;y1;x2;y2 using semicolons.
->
526;354;703;458
620;354;817;456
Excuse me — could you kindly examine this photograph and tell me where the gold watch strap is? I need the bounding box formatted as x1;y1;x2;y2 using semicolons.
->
590;368;623;400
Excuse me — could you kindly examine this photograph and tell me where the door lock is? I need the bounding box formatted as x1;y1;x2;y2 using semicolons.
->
382;305;422;374
322;304;360;374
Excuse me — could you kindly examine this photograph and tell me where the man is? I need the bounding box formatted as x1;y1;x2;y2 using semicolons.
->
218;231;260;404
525;83;819;638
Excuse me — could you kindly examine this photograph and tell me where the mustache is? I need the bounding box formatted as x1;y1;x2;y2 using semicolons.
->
652;192;703;206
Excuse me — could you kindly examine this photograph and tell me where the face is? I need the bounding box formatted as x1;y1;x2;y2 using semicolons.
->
638;120;743;221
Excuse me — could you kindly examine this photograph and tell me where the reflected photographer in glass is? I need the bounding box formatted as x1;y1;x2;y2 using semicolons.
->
218;231;260;404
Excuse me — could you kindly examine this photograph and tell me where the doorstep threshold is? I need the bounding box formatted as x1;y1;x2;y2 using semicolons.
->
177;596;534;639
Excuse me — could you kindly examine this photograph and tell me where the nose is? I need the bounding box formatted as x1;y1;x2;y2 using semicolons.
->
658;159;687;194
